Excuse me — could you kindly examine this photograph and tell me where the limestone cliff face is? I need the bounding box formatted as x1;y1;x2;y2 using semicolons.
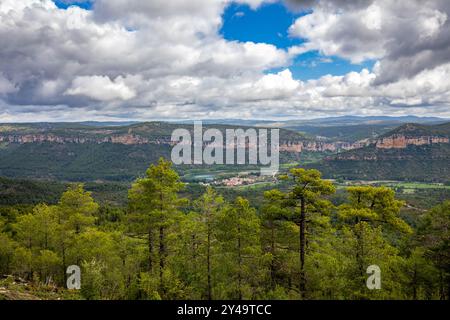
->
279;133;449;152
0;133;364;152
279;140;369;153
1;132;448;153
0;134;174;146
326;134;450;162
375;135;449;149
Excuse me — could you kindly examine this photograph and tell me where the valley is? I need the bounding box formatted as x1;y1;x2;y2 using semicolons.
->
0;116;449;300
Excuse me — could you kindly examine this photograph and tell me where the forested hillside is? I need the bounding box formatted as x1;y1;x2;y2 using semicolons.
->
0;122;307;181
1;121;449;182
1;159;448;300
313;123;450;182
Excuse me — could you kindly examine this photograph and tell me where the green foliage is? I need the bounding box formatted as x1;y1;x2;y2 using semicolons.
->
0;122;306;182
215;197;264;299
128;158;186;298
0;162;447;300
416;201;450;299
338;186;412;234
0;177;65;205
282;168;336;298
0;232;16;274
58;184;99;234
312;144;450;182
339;222;407;299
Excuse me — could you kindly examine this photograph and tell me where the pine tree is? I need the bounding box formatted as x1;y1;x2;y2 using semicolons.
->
54;184;99;283
128;158;185;293
216;197;262;299
192;187;224;300
281;168;336;298
260;189;296;296
338;186;413;299
417;201;450;300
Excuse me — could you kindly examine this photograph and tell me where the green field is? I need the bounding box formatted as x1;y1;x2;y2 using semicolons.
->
335;180;450;189
384;182;450;189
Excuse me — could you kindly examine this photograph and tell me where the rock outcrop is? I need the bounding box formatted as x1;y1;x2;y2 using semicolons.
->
0;134;175;146
279;140;370;153
0;132;448;153
375;135;449;149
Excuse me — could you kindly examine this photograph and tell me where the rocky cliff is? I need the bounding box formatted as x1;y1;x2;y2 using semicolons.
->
0;122;448;153
0;134;175;146
0;132;369;153
375;135;449;149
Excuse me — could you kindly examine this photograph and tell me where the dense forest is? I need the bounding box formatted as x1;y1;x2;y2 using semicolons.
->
0;158;449;300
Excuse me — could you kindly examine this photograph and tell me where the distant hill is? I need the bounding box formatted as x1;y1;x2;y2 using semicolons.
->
169;116;450;143
280;115;448;127
379;122;450;137
0;122;310;182
285;124;394;142
310;122;450;182
1;121;449;183
77;121;141;127
178;115;448;127
280;116;450;142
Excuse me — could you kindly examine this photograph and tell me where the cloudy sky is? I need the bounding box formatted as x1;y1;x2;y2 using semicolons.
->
1;0;450;122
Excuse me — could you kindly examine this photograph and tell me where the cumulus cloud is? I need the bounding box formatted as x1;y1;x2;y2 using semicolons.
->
0;74;17;95
66;75;136;101
288;0;450;84
0;0;449;121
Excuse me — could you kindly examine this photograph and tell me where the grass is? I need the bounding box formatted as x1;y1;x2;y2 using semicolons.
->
333;180;450;193
382;182;450;190
233;181;277;191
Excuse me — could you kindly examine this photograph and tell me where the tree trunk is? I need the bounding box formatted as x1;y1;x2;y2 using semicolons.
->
192;234;197;259
148;228;153;271
299;196;306;299
237;225;242;300
270;222;276;290
62;245;67;285
412;266;417;300
447;276;450;301
355;226;365;288
439;269;445;300
159;226;165;289
207;226;212;300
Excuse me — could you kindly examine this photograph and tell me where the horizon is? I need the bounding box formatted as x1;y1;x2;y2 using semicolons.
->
0;114;449;125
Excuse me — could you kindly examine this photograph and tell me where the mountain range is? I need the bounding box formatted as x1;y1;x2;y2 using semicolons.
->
310;122;450;182
0;118;449;182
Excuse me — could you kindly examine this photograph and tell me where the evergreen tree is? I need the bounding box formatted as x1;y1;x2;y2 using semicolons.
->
128;158;185;294
261;189;298;298
216;197;263;299
187;187;225;299
338;186;413;299
281;168;336;298
417;201;450;300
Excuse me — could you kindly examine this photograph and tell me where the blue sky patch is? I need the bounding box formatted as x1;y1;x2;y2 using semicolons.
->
53;0;92;10
290;53;376;80
221;2;375;80
220;2;305;49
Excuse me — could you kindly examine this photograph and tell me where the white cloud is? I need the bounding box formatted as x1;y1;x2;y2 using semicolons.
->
66;75;136;101
235;69;300;101
288;4;385;63
0;74;17;95
288;0;450;84
0;0;449;121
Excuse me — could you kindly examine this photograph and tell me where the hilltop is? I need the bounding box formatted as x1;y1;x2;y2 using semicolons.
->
379;122;450;137
311;122;450;182
0;122;309;182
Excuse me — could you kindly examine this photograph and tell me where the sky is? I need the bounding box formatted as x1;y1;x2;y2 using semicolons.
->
0;0;450;122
